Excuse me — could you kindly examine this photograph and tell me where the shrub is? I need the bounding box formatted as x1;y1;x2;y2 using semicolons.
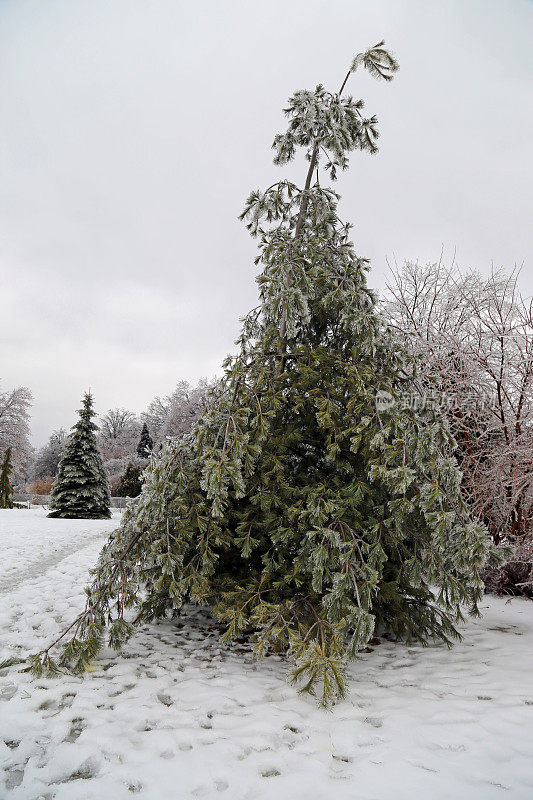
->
28;477;54;496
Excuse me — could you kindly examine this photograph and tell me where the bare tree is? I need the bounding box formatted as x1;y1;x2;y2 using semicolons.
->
98;387;209;484
33;428;67;480
383;262;533;547
98;408;140;462
143;379;209;447
0;381;33;484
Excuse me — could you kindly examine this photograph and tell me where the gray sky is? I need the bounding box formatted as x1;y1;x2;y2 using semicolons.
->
1;0;532;446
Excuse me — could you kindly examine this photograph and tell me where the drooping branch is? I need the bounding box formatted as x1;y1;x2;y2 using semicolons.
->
276;42;398;371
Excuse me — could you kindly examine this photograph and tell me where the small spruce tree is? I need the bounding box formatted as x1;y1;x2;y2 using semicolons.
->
116;463;142;498
0;448;14;509
28;44;504;702
49;393;111;519
137;423;153;459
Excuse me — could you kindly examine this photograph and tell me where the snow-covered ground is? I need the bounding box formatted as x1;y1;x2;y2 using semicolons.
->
1;509;532;800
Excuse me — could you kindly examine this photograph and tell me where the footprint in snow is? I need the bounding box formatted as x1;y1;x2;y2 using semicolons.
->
363;716;383;728
157;692;173;706
283;724;301;734
59;692;76;709
58;757;99;783
5;767;24;791
4;739;20;750
64;717;86;743
237;746;252;761
332;754;353;764
261;768;281;778
0;682;17;700
38;698;57;713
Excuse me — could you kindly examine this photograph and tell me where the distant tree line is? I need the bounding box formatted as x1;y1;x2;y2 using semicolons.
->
29;379;210;497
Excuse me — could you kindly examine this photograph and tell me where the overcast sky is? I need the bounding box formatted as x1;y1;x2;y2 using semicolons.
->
1;0;532;447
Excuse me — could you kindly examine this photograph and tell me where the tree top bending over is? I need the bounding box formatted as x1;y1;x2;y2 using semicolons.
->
25;43;503;706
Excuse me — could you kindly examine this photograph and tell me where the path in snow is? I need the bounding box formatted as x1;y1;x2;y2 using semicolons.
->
1;508;533;800
0;510;119;595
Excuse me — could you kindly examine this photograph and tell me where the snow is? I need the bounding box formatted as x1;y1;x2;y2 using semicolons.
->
1;509;532;800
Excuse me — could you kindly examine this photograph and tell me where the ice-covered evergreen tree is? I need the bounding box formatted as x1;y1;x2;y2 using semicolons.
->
49;393;111;519
0;447;14;509
116;463;142;498
137;423;153;459
29;43;503;703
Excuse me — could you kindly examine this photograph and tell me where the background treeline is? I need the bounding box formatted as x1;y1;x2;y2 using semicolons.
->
6;379;209;496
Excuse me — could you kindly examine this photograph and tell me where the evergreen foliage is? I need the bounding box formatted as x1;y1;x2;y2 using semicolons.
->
116;463;143;498
48;393;111;519
0;447;14;509
31;44;503;704
137;423;153;458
